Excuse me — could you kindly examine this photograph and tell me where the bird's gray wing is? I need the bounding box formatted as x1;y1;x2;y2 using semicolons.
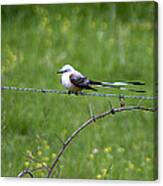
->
69;73;95;90
70;73;89;87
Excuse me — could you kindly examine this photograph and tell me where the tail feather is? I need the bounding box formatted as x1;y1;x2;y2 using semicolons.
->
119;87;146;93
89;80;102;86
126;81;145;85
89;80;146;93
101;81;145;87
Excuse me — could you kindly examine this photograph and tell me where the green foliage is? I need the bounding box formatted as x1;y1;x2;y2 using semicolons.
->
1;2;157;180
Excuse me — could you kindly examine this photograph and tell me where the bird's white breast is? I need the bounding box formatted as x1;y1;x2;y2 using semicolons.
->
61;72;82;91
61;72;75;90
61;71;82;91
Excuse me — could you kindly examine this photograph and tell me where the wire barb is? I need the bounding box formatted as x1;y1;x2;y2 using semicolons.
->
54;132;65;146
1;86;156;100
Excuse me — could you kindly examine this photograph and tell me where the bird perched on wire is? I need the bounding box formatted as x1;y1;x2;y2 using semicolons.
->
57;64;145;94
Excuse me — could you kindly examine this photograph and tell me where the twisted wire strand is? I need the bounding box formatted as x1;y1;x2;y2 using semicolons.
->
1;86;156;100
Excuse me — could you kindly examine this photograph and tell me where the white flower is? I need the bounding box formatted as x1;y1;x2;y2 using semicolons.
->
92;148;99;154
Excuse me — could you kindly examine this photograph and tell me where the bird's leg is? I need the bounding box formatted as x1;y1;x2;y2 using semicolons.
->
68;90;79;95
74;91;79;96
68;90;72;95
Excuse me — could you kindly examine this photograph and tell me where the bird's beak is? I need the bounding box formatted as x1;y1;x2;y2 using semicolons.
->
57;69;63;74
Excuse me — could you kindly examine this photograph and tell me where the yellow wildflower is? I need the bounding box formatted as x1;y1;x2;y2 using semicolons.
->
104;146;112;153
26;150;32;156
89;154;94;160
96;174;102;179
52;153;56;159
37;150;42;156
36;163;42;168
128;162;135;169
145;157;151;162
45;145;50;150
42;162;47;167
24;161;29;167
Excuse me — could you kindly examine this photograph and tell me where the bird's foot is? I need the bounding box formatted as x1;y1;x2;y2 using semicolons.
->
68;90;79;96
68;90;72;95
74;92;79;96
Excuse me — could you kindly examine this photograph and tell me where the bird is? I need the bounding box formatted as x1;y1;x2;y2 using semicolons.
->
57;64;145;94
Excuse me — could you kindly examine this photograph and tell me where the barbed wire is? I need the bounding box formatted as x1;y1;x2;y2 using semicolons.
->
1;86;156;100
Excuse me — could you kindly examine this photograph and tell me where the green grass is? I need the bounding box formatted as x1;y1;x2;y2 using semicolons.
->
1;2;157;180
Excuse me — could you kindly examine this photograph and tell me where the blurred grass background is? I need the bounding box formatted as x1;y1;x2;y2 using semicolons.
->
1;2;157;180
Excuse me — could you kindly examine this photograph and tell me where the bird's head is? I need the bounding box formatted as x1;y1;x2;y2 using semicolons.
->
57;64;75;74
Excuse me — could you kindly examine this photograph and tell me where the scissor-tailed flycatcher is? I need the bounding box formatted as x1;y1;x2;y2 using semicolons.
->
57;64;145;93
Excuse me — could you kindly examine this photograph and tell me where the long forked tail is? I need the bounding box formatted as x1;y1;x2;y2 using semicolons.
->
89;80;146;93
